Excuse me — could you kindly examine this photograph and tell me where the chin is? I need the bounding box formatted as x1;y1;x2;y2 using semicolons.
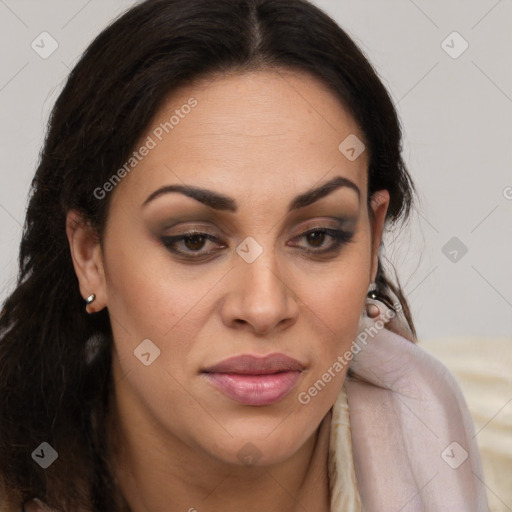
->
198;423;309;468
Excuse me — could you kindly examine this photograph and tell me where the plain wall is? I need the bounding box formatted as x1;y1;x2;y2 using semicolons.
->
0;0;511;339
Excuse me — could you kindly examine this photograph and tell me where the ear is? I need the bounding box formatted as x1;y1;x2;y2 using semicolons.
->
368;190;390;283
66;210;107;313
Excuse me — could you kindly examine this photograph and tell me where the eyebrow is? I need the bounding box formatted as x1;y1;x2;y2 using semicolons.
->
142;175;360;212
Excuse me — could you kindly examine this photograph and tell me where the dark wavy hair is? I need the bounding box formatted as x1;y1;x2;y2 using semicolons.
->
0;0;416;510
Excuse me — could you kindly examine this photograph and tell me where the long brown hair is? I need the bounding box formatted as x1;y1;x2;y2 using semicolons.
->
0;0;415;510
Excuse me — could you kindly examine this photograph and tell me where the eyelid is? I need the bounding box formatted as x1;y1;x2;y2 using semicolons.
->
288;216;356;237
160;222;224;240
160;217;351;238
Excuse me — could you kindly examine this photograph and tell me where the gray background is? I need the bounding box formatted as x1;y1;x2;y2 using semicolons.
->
1;0;511;340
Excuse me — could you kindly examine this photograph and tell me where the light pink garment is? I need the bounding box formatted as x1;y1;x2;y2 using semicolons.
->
343;298;489;511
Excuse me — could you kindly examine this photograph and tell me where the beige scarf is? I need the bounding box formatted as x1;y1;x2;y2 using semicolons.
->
327;298;489;511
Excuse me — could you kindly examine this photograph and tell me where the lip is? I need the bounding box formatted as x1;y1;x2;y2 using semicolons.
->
202;353;304;406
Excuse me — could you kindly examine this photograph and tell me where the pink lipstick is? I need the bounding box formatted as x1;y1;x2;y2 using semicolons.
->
202;353;304;406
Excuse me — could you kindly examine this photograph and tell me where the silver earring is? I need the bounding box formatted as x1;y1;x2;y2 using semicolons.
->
85;294;96;308
367;282;377;299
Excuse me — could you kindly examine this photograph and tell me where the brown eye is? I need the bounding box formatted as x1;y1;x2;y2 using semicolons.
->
306;231;326;247
161;231;227;260
184;234;207;251
289;227;355;256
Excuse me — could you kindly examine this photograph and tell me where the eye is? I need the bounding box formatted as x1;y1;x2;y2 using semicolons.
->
160;225;355;262
290;227;354;255
161;231;227;259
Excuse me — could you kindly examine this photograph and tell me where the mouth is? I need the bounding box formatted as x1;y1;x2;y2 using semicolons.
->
201;353;304;406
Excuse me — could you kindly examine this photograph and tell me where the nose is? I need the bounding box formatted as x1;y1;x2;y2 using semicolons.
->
220;250;300;336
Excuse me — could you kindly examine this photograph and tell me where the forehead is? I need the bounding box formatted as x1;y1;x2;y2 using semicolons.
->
111;68;368;207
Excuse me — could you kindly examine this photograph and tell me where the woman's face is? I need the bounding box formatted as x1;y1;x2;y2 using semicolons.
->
71;68;389;467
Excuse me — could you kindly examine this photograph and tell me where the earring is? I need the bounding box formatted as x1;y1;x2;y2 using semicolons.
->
367;282;377;300
365;282;380;319
85;294;96;312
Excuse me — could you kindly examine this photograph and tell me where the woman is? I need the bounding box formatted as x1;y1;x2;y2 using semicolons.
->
0;0;488;510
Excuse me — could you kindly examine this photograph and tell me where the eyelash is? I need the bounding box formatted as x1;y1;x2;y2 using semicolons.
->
160;227;354;261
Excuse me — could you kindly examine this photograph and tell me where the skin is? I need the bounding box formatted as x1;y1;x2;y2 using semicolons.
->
66;68;389;512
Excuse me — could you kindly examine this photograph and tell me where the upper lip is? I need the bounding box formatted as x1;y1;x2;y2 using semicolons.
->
202;353;305;375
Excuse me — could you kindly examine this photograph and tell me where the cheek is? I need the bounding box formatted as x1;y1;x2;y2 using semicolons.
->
293;239;372;395
299;239;371;336
103;229;214;338
302;274;367;367
103;243;215;429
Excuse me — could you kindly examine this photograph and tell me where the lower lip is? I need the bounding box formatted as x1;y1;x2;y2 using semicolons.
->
204;371;302;406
